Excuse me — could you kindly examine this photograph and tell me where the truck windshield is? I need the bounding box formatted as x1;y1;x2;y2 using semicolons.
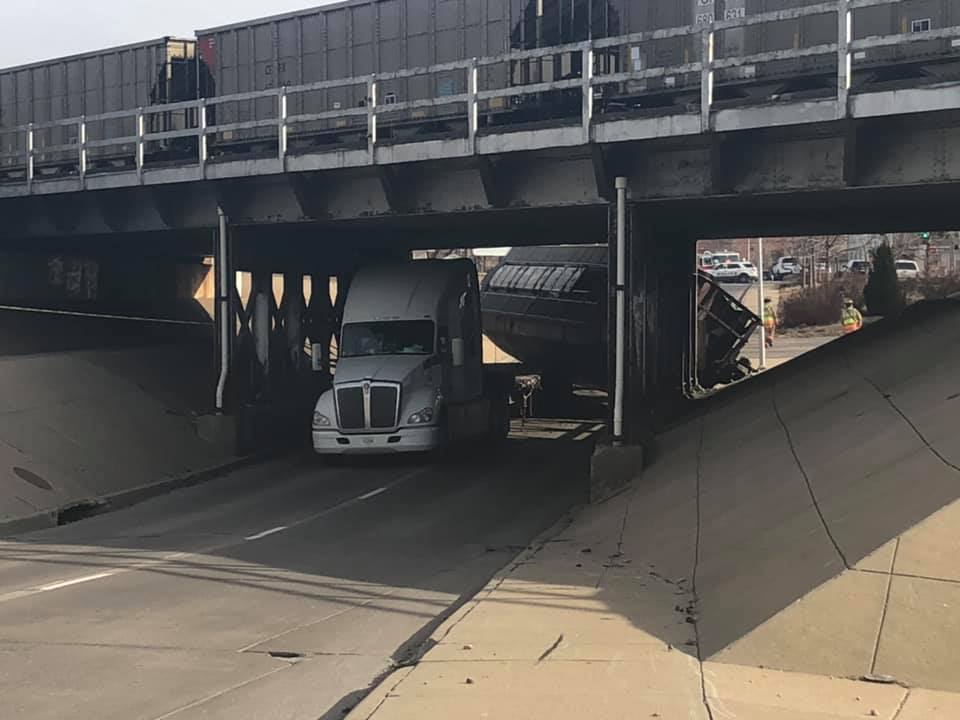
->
340;320;435;357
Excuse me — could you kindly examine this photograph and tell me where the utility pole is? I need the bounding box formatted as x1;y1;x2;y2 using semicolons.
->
758;236;766;370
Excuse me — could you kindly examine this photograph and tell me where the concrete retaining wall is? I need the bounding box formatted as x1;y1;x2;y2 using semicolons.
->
0;345;236;534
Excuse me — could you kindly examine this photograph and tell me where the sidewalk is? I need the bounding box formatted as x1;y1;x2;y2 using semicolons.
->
347;301;960;720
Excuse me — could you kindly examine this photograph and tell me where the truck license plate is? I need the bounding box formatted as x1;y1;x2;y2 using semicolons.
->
362;437;375;445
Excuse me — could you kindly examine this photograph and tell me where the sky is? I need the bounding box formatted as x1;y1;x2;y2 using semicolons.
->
1;1;336;68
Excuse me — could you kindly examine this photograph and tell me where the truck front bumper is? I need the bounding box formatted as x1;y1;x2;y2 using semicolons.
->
313;426;444;455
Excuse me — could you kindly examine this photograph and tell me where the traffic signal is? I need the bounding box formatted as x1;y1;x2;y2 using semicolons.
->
920;232;931;241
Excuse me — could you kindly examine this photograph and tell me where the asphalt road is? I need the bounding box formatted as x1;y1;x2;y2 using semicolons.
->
0;432;592;720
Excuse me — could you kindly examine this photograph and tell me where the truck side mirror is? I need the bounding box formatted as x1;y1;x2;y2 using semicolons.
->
451;337;464;368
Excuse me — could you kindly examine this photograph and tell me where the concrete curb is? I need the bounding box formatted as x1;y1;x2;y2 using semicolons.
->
396;439;642;661
342;507;584;720
428;507;581;646
0;453;270;538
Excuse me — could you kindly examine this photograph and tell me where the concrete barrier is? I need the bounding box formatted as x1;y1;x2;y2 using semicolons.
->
589;443;645;503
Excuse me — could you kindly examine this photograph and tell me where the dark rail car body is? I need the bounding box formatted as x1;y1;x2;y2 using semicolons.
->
481;245;760;392
195;0;960;152
0;38;208;175
481;245;608;390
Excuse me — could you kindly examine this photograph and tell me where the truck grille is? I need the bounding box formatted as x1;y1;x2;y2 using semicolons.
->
370;386;399;428
336;383;400;431
336;387;365;430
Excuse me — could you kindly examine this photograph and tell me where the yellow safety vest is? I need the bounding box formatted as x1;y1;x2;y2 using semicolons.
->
842;307;862;332
763;306;776;326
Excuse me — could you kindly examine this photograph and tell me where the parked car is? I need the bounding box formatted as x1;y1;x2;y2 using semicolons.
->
895;260;920;280
710;262;759;283
771;256;801;280
841;260;871;274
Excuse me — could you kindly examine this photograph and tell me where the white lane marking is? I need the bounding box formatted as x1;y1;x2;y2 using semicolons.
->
358;486;388;501
244;526;288;542
151;665;289;720
573;432;593;441
590;424;606;432
0;466;431;605
40;571;116;592
0;303;209;326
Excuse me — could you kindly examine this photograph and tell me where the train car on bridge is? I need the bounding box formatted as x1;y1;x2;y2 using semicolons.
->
0;38;210;178
4;0;960;172
192;0;960;155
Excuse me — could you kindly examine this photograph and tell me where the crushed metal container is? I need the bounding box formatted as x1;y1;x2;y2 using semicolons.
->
695;270;761;388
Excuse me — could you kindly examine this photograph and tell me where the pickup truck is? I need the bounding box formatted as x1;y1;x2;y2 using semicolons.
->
312;260;511;455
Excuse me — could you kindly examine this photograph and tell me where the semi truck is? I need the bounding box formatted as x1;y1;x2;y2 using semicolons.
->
312;259;511;455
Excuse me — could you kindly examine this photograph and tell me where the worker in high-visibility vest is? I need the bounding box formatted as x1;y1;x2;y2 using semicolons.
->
762;297;776;348
841;297;863;335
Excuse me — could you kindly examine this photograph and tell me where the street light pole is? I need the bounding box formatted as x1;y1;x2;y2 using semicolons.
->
758;236;767;370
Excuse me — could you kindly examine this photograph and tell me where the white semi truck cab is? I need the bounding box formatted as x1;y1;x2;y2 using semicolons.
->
312;260;510;455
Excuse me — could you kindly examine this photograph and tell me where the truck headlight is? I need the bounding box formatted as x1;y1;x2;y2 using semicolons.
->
407;407;434;425
313;411;331;428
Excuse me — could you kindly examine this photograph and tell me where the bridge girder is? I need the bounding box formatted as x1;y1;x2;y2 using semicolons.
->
3;109;960;245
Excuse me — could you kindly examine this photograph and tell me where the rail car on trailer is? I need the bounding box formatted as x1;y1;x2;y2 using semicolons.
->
481;245;761;393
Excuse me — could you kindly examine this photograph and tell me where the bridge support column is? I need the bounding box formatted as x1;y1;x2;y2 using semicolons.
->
595;207;696;499
612;211;696;441
282;272;306;379
250;271;274;395
306;273;334;381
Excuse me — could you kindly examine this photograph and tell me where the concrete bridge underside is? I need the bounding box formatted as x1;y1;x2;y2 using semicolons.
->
4;108;960;243
4;106;960;448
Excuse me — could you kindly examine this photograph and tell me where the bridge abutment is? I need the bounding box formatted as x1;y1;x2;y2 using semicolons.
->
0;248;212;320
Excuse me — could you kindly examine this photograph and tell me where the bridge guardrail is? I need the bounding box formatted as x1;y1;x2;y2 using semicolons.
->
2;0;960;191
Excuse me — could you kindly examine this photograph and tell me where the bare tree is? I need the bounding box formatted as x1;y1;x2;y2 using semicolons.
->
820;235;842;280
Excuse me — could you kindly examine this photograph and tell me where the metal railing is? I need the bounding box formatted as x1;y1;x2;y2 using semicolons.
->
2;0;958;190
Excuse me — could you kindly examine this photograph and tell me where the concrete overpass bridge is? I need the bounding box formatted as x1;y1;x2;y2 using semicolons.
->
2;0;960;443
